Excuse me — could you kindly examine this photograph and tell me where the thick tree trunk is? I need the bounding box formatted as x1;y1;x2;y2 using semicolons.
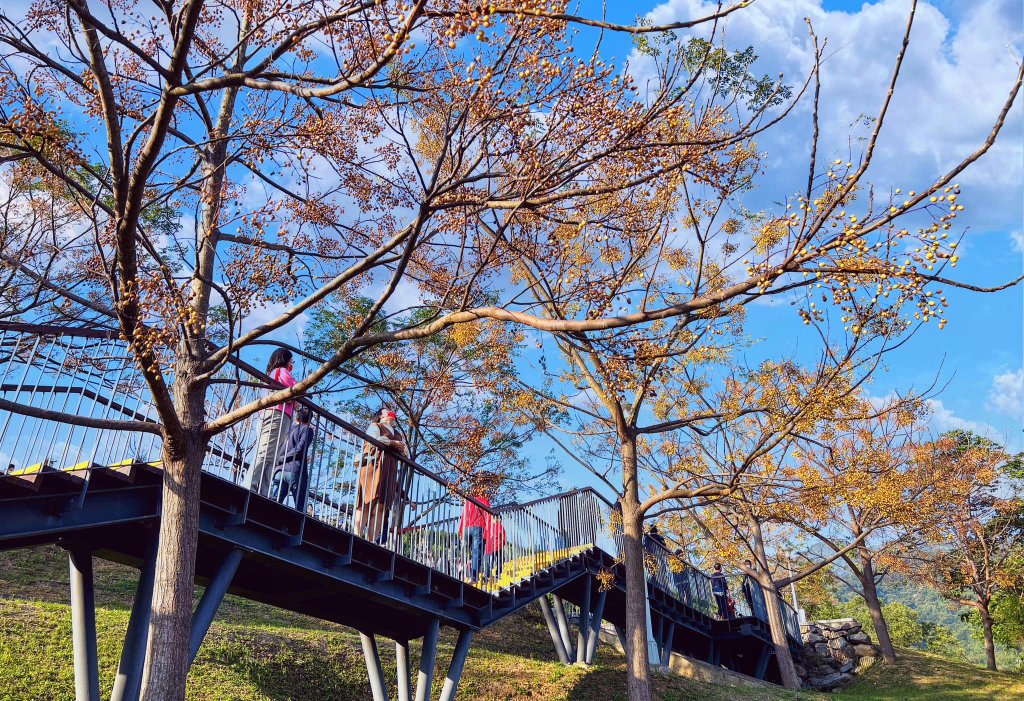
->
747;516;799;689
620;438;652;701
140;366;209;701
980;608;997;671
762;580;800;689
139;434;205;700
859;558;897;664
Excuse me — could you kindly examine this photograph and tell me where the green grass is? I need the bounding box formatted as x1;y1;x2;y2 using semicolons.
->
0;546;1020;700
832;647;1024;701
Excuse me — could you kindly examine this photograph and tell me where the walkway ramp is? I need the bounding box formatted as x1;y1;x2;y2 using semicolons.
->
0;322;800;700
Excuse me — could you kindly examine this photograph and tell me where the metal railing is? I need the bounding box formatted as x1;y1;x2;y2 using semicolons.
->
0;322;802;647
0;324;611;596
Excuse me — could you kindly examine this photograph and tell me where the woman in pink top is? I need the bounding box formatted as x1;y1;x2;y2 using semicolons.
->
246;348;298;497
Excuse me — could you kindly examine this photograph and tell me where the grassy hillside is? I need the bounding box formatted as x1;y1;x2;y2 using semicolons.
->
0;546;1020;701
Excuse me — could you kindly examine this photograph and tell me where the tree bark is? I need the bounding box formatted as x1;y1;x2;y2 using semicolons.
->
748;515;800;689
139;435;205;700
761;580;800;688
859;557;897;664
620;436;652;701
980;607;997;671
140;365;209;700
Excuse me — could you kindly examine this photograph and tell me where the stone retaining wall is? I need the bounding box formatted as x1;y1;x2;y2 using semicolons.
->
797;618;878;691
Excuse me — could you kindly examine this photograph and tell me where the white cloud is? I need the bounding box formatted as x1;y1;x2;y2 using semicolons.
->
1011;230;1024;254
633;0;1023;231
925;397;1003;439
988;368;1024;417
239;301;310;353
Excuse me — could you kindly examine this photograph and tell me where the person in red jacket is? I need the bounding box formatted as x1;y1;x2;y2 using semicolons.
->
459;491;491;582
485;513;507;584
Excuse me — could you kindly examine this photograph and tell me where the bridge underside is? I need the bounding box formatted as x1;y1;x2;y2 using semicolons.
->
0;464;792;698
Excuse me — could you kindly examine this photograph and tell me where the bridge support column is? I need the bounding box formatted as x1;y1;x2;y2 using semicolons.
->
584;589;607;665
537;597;571;664
754;643;772;680
550;594;575;659
396;639;411;701
437;628;474;701
653;615;664;662
69;547;100;701
189;548;242;666
614;624;628;654
110;539;157;701
575;575;591;665
360;632;389;701
659;621;675;667
415;618;439;701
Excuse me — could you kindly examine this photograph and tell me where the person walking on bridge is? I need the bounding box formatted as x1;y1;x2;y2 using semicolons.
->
459;490;492;583
355;407;407;543
710;563;731;619
274;408;315;513
246;349;299;497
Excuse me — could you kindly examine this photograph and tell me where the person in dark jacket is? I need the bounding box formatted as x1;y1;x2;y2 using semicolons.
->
710;563;730;619
274;409;315;512
643;525;667;553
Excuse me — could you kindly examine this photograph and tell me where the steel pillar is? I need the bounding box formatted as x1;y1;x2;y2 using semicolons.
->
437;629;474;701
575;575;591;665
69;548;100;701
189;549;242;666
614;624;628;654
550;594;574;658
110;540;157;701
754;643;772;680
585;589;607;664
415;618;440;701
653;615;664;661
660;621;675;666
537;597;571;664
396;639;412;701
360;632;389;701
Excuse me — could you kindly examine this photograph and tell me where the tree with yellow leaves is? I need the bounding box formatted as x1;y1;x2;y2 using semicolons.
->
784;400;991;665
909;431;1022;671
0;1;1021;699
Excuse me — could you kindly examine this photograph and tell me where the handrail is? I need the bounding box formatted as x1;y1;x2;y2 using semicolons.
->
0;321;494;516
0;321;803;649
223;350;496;515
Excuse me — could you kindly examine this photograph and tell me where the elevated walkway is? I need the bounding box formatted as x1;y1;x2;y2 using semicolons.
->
0;322;800;700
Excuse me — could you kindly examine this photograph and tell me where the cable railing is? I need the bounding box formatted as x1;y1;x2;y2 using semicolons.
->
0;322;802;647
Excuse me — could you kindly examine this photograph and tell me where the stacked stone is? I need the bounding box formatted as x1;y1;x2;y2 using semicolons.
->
796;618;878;691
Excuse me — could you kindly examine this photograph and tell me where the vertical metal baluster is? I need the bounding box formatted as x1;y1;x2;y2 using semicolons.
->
26;335;72;469
56;337;105;471
90;341;129;470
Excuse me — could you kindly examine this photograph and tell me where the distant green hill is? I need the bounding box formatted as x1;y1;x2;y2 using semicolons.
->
1;547;1021;700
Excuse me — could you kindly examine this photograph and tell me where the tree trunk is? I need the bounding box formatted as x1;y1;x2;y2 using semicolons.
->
859;557;897;664
140;365;209;701
620;437;652;701
761;580;800;689
980;607;997;671
139;434;205;700
747;515;799;689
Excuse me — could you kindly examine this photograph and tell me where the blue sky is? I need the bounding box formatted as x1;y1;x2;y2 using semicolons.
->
256;0;1021;484
262;0;1021;493
15;0;1009;485
625;0;1023;447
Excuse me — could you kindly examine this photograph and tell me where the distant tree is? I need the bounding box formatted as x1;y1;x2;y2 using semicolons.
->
789;402;988;664
913;432;1024;671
